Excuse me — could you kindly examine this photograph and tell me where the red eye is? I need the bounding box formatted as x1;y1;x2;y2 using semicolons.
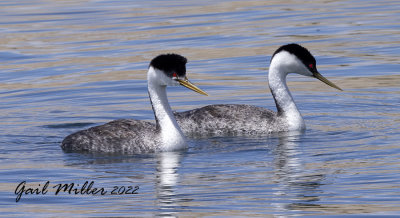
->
309;64;314;69
172;72;177;77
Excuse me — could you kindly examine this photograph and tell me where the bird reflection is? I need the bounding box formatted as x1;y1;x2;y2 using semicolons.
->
271;131;325;214
155;151;183;217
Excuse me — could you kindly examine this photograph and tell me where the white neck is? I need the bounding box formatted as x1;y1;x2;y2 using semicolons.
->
268;55;305;131
147;67;186;151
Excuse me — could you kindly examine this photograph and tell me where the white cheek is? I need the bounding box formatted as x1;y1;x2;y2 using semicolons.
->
274;51;314;77
298;66;313;77
289;60;313;77
156;70;173;86
169;79;180;86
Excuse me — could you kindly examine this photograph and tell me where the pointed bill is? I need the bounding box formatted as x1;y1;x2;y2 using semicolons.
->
177;77;208;96
313;72;343;91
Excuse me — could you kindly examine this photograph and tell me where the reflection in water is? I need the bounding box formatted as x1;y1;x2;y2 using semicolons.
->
155;151;183;217
272;132;325;214
60;151;185;217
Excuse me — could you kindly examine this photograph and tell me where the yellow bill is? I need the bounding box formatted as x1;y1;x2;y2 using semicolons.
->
313;72;343;91
177;77;208;96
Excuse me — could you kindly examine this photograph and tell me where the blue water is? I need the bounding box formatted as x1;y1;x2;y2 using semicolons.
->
1;0;400;216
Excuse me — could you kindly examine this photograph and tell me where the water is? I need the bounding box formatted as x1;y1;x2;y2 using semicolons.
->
1;0;399;216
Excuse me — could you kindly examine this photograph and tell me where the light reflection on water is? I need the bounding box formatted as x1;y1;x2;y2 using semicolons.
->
1;0;400;216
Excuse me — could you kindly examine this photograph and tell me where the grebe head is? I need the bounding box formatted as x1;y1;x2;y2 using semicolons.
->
149;53;208;95
271;43;342;91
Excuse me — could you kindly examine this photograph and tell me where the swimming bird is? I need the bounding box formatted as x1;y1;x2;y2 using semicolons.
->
174;44;342;136
61;54;207;153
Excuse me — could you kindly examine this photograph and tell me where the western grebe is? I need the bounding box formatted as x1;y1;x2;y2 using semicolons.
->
61;54;207;153
175;44;342;135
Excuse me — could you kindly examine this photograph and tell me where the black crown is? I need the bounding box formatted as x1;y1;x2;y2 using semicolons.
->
150;53;187;77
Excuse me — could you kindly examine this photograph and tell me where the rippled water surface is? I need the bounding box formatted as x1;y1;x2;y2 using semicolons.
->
1;0;400;216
